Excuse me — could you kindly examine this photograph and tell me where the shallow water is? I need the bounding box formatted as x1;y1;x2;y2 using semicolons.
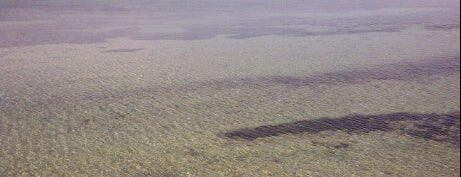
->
0;0;460;176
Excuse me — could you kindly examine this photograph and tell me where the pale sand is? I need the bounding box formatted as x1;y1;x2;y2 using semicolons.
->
0;2;460;175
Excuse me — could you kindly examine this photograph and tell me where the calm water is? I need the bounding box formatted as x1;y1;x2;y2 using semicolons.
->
0;0;460;176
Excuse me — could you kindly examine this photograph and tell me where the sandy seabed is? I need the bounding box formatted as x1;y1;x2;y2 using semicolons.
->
0;21;460;176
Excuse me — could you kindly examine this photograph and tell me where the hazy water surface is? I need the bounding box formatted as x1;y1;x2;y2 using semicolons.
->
0;0;460;176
